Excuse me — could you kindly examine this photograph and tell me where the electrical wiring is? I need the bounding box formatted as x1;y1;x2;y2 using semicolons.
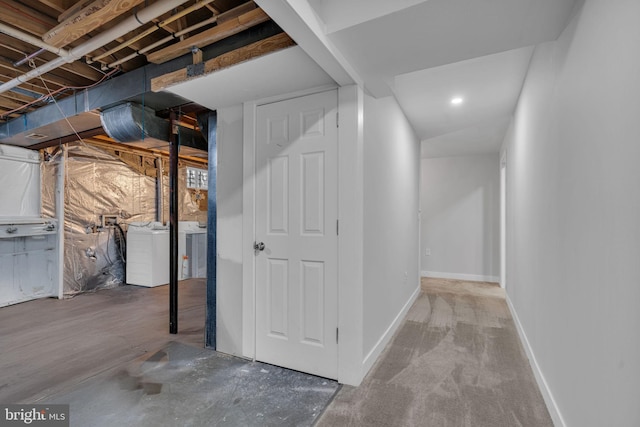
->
0;66;120;119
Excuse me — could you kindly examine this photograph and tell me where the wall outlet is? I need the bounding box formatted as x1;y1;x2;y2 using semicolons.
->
425;248;431;256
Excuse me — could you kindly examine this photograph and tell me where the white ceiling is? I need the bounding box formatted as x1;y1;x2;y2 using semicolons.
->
164;46;335;111
169;0;577;158
394;46;534;140
304;0;576;158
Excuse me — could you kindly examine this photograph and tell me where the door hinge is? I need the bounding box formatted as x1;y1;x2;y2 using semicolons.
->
336;111;339;128
336;219;339;236
336;328;339;343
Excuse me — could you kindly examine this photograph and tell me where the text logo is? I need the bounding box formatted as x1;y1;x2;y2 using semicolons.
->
0;405;68;427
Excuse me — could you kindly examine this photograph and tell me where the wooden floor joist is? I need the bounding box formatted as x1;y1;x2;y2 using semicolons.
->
151;32;295;92
43;0;147;48
146;6;270;65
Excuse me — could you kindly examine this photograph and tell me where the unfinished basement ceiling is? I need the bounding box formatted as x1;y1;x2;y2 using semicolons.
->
0;0;292;154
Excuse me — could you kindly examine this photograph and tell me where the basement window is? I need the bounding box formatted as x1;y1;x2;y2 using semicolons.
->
186;167;207;190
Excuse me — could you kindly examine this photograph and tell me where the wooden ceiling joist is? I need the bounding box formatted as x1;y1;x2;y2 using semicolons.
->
0;0;59;37
87;135;209;166
0;59;79;89
0;93;36;111
43;0;147;48
36;0;68;14
0;75;49;97
151;32;295;92
146;6;269;65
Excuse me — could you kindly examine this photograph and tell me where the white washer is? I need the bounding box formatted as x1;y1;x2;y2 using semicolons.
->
126;222;169;287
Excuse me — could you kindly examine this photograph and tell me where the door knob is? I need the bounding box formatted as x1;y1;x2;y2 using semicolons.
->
254;241;265;251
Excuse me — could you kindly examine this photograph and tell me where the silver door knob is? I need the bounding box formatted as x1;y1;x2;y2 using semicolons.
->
254;242;265;251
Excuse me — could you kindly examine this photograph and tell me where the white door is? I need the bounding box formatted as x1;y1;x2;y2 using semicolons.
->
255;90;338;379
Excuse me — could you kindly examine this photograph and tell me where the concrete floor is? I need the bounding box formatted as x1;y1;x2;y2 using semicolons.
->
0;280;339;426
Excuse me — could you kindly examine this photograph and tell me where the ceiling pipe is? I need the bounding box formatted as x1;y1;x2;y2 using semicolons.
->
0;23;70;58
13;48;47;67
0;0;189;96
108;15;218;68
89;0;216;64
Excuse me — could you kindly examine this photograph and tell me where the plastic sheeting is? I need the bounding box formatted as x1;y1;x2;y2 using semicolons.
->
0;145;41;220
42;144;207;296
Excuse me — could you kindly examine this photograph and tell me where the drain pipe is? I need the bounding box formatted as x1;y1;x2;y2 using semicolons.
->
0;23;69;58
0;0;189;96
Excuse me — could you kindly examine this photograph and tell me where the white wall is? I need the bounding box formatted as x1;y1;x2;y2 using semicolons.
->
216;105;244;356
503;1;640;426
420;154;500;282
362;95;421;362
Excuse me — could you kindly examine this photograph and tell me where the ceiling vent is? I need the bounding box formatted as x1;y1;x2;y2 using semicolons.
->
25;133;48;140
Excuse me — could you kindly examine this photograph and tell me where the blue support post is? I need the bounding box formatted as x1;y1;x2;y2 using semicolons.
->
205;112;217;348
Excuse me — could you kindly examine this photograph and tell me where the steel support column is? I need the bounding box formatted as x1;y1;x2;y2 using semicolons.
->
169;111;179;334
205;112;217;348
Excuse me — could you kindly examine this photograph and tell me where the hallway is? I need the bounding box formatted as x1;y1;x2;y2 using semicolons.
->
318;278;552;426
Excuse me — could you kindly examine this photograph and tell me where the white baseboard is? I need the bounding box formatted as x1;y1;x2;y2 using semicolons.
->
361;284;421;375
421;270;500;283
506;294;566;427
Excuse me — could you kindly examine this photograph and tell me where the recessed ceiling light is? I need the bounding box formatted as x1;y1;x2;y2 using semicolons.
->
450;97;464;106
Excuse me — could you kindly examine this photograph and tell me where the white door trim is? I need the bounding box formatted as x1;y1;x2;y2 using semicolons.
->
242;84;365;385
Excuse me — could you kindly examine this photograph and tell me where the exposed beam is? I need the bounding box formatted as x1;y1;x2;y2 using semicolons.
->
44;0;147;48
0;93;35;111
147;7;270;64
36;0;68;14
0;0;59;37
0;58;78;89
0;75;49;97
0;88;40;104
216;1;256;24
57;0;92;23
151;32;295;92
0;20;282;141
0;37;95;82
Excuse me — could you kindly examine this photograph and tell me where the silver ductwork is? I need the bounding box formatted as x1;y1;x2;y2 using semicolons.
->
101;102;168;144
100;102;207;156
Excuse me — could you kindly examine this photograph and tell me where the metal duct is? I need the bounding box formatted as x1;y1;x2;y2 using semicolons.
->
100;102;207;154
101;102;168;143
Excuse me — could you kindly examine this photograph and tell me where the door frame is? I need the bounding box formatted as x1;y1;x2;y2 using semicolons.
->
241;84;365;385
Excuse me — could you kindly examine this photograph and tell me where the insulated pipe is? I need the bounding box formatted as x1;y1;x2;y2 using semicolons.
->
0;23;69;58
0;0;189;96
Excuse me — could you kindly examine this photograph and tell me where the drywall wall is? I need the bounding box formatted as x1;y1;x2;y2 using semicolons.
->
215;105;245;356
363;95;421;361
502;1;640;425
420;154;499;282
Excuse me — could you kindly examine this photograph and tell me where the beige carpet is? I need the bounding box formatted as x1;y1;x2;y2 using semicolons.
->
317;278;553;427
